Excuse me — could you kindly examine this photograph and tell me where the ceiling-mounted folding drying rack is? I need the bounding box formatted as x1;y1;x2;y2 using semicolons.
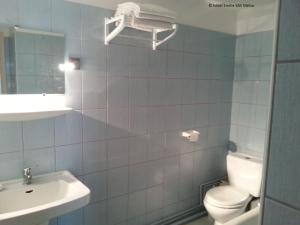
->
104;14;177;50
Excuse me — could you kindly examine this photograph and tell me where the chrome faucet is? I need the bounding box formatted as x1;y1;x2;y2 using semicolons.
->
23;168;32;185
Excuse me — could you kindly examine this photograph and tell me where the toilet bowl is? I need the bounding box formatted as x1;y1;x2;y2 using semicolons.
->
203;153;263;225
204;186;251;225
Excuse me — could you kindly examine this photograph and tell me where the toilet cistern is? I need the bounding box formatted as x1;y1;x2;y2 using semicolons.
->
23;168;32;185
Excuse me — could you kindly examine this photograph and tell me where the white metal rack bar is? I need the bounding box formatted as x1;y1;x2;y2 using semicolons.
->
104;15;177;50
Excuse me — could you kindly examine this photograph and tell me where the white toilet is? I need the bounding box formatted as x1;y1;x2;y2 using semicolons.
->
203;152;262;225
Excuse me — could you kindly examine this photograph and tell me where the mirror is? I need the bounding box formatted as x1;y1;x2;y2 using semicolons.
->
0;27;65;94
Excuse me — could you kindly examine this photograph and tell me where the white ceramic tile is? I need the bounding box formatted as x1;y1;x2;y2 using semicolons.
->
0;122;22;153
231;103;240;125
147;159;164;187
208;103;222;126
107;138;129;169
239;81;257;104
130;47;149;78
23;118;54;150
167;51;183;78
127;215;146;225
165;79;182;105
195;104;209;127
65;71;82;109
55;111;82;146
255;105;269;129
81;40;106;73
146;208;163;224
0;151;23;181
147;107;165;133
148;132;165;160
256;81;270;105
243;57;260;80
163;203;179;218
164;106;181;131
196;80;209;103
107;77;129;108
165;131;181;157
81;5;109;41
129;78;148;106
148;78;166;106
24;147;55;175
181;105;196;129
108;167;129;197
238;104;256;127
198;55;212;79
129;136;148;164
128;190;146;218
107;44;129;77
84;171;107;203
183;53;199;79
82;73;106;109
55;144;83;176
148;50;167;78
83;140;107;173
83;109;107;142
164;179;179;206
84;201;107;225
107;107;129;139
108;195;128;225
208;80;221;103
146;185;163;212
58;209;83;225
129;163;147;192
130;107;148;135
164;156;179;204
182;80;197;104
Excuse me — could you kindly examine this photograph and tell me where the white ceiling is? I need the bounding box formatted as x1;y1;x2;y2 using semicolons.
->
66;0;277;34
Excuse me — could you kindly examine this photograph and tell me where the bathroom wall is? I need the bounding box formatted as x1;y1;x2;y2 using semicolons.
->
230;31;274;158
263;0;300;224
0;0;235;225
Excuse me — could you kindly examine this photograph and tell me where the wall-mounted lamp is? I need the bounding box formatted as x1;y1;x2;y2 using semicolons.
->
58;57;80;72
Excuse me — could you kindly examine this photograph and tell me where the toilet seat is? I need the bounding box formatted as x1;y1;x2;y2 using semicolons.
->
205;186;251;209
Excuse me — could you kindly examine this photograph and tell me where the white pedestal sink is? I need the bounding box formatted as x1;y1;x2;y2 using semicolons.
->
0;171;90;225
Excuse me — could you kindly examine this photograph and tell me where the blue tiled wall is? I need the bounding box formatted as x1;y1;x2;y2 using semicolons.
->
0;0;235;225
230;31;274;158
263;0;300;224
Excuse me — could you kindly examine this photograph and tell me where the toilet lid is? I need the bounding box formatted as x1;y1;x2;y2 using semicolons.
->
205;186;251;208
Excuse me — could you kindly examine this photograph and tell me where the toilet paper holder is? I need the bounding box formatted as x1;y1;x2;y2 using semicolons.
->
182;130;200;142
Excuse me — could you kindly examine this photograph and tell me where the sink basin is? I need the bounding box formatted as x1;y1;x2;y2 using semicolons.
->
0;171;90;225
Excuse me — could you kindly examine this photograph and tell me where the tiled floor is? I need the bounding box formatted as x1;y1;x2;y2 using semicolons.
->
185;216;214;225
